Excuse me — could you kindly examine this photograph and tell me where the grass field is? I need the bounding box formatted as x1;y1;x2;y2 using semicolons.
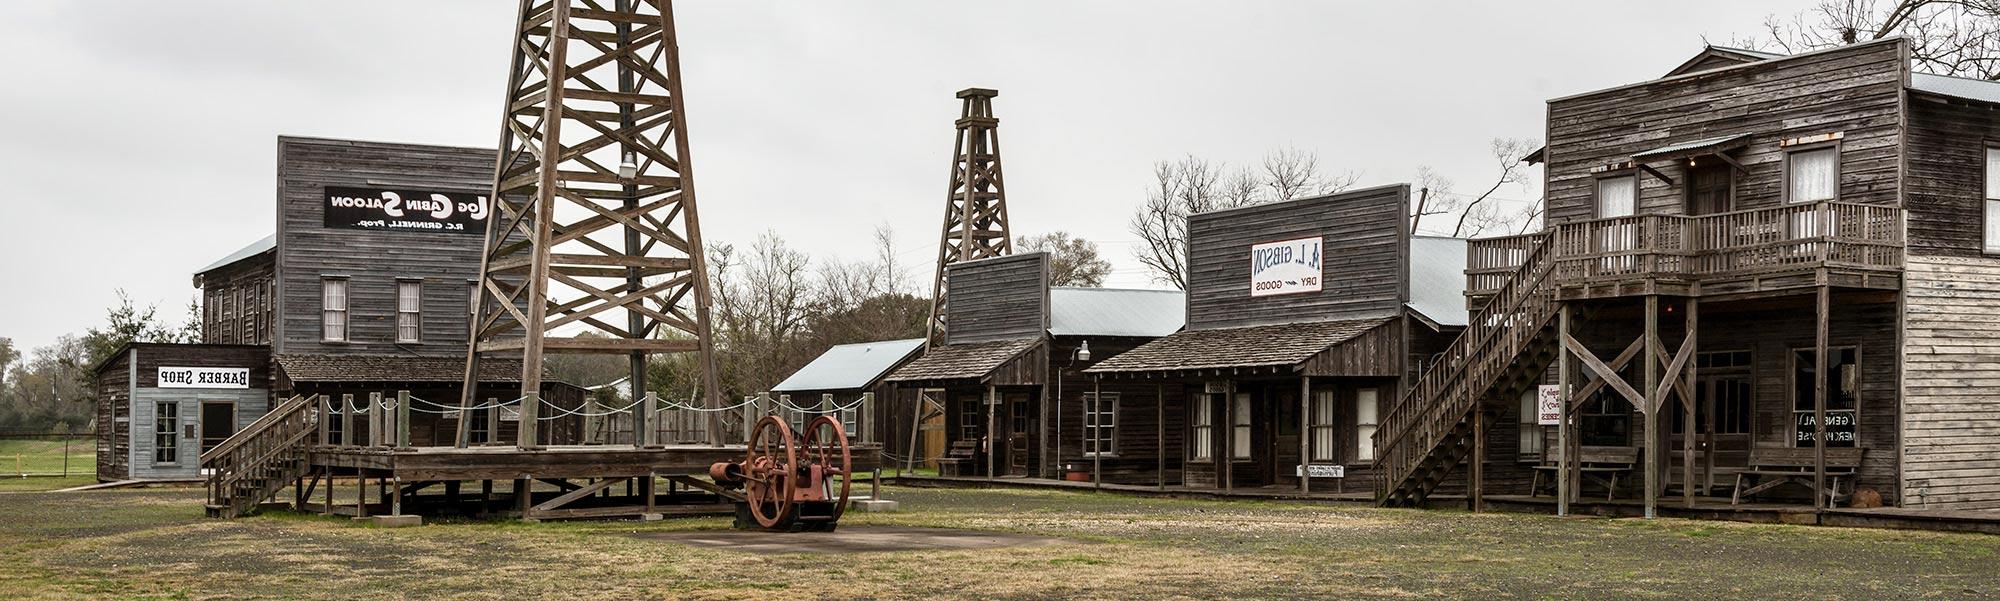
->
0;485;1996;600
0;438;92;481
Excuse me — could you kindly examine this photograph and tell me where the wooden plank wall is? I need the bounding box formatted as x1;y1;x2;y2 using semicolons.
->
274;137;493;357
124;344;274;480
1302;319;1404;377
1904;91;2000;257
1053;336;1187;485
944;253;1050;345
94;350;132;481
200;255;276;345
1902;256;2000;509
1542;38;1907;223
1185;185;1409;330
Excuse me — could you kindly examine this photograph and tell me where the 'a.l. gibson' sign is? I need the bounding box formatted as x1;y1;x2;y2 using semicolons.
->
1249;236;1323;297
323;186;488;234
157;367;250;389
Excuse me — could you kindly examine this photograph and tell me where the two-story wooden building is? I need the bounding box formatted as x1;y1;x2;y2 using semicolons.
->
1376;38;2000;514
1087;185;1472;494
884;252;1188;484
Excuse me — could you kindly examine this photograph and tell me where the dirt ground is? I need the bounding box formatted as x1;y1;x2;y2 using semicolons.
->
1;484;1996;600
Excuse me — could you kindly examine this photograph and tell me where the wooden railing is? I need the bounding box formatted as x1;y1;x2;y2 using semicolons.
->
201;394;319;518
1376;229;1561;503
1465;202;1904;299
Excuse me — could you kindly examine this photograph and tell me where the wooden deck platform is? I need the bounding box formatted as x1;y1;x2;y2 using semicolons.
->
308;443;757;481
894;474;1376;503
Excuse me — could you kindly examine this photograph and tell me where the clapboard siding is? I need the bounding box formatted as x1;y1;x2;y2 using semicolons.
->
1052;336;1186;484
275;137;493;357
1185;185;1409;330
94;350;132;481
1904;91;2000;257
129;388;270;480
200;255;276;346
1902;256;2000;509
130;344;272;389
944;253;1049;345
1544;39;1907;224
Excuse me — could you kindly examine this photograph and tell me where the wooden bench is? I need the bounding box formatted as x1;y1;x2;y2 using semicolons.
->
1530;446;1639;500
935;439;982;477
1732;446;1863;506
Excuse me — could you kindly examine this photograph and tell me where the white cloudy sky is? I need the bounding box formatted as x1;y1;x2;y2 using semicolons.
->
0;1;1806;353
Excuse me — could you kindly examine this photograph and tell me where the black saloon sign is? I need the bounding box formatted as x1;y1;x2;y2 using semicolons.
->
323;186;488;234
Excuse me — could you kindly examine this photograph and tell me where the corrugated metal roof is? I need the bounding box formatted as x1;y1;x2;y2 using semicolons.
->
1048;287;1185;338
197;234;276;275
771;338;925;392
1407;236;1468;328
1913;72;2000;105
1630;133;1752;162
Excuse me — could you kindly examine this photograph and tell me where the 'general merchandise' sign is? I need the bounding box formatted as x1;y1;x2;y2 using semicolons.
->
323;186;488;234
1249;236;1323;297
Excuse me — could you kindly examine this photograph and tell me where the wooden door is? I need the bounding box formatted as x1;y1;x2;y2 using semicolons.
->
199;401;236;453
1686;163;1733;216
1671;375;1752;492
1006;393;1032;476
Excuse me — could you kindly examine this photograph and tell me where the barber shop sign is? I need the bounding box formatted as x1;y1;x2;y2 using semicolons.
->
1249;236;1323;297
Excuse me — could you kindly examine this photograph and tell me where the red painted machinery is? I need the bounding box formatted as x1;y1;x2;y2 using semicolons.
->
709;415;853;532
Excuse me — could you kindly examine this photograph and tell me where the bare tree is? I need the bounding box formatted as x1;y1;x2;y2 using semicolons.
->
1129;148;1359;288
1018;231;1113;287
1741;0;2000;79
1410;138;1541;238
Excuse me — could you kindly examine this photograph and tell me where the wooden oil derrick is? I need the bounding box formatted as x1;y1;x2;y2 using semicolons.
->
925;88;1015;346
461;0;721;449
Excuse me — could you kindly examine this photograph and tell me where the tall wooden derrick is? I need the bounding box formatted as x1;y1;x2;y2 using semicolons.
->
462;0;721;449
926;88;1015;346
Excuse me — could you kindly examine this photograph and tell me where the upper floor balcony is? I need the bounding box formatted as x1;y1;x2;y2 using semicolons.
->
1466;201;1903;307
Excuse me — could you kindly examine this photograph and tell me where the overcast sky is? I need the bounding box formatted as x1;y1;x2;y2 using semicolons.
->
0;1;1806;353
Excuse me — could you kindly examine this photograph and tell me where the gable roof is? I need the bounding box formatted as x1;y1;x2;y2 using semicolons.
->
1084;317;1391;375
196;234;276;276
1048;287;1185;337
1407;236;1468;328
772;338;925;392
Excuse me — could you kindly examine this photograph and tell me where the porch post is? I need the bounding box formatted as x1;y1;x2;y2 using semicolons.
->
906;390;925;473
1682;298;1699;508
1471;403;1485;512
1224;379;1234;493
1644;295;1660;519
985;384;998;479
1299;376;1311;495
1557;304;1571;517
1092;377;1102;490
1813;285;1829;509
1157;382;1166;491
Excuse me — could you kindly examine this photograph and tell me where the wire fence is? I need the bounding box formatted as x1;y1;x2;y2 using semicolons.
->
0;434;94;478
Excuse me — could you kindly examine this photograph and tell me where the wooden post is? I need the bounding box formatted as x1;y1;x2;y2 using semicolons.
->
1224;380;1235;493
1643;295;1660;519
1682;299;1698;507
517;476;533;519
318;395;331;446
1557;304;1571;517
396;390;412;449
985;385;998;479
642;473;656;516
519;391;542;450
1157;382;1166;491
485;397;501;445
1092;378;1102;490
906;390;926;474
322;468;333;516
1814;284;1829;510
356;473;369;518
1299;376;1311;495
640;392;658;448
1471;406;1486;512
368;392;385;448
455;378;476;448
391;477;403;516
340;394;356;448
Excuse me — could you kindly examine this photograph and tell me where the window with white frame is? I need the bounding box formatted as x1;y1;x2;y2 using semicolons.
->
1231;393;1252;460
1354;388;1379;462
1985;147;2000;254
397;280;422;343
1083;392;1118;456
1596;175;1636;218
1787;147;1839;203
321;278;348;342
1191;394;1215;462
1310;389;1337;462
154;402;179;463
1518;389;1543;457
1596;175;1639;271
839;396;861;441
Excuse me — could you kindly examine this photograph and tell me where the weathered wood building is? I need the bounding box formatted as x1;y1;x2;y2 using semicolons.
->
93;343;272;481
885;253;1188;484
1086;185;1471;493
1378;38;2000;513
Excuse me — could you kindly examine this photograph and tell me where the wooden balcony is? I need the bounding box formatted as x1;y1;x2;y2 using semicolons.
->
1467;202;1903;306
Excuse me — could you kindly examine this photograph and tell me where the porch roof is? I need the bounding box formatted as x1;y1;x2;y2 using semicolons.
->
1629;133;1752;163
1083;317;1392;375
882;337;1040;383
275;354;541;384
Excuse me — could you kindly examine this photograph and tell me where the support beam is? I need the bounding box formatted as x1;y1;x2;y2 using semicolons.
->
1470;406;1486;512
1814;285;1829;510
1092;378;1102;490
985;384;998;479
1643;296;1659;519
1682;298;1698;508
1300;376;1311;495
1157;382;1166;491
1557;304;1571;517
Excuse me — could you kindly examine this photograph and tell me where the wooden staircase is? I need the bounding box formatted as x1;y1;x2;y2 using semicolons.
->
1375;233;1565;507
202;394;319;518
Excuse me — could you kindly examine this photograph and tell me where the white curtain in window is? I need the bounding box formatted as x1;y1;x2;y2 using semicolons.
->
1311;390;1336;462
397;281;421;343
1596;177;1636;217
1986;148;2000;200
322;279;348;341
1788;148;1838;203
1192;395;1214;461
1232;393;1252;459
1987;199;2000;255
1354;389;1379;462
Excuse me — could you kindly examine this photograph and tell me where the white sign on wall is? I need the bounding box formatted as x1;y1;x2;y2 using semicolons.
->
1536;385;1562;426
1295;464;1345;478
157;367;250;389
1249;236;1323;297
